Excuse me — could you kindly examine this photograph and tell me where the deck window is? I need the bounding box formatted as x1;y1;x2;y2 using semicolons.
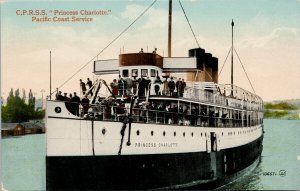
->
122;69;129;77
141;69;148;77
132;69;138;77
151;69;156;77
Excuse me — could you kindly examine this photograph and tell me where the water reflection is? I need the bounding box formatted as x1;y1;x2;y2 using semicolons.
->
215;158;263;190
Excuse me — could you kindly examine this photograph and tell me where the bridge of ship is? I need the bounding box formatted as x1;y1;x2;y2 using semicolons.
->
94;48;219;83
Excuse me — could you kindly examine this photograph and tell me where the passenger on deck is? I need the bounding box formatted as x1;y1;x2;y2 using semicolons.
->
80;79;87;95
178;79;186;97
86;78;93;96
118;75;126;96
110;79;118;96
81;96;90;115
157;104;164;123
139;48;144;53
138;77;146;96
201;109;207;126
63;93;71;111
154;76;162;95
133;103;140;121
63;93;69;102
168;77;175;96
176;78;186;97
179;105;184;123
152;48;157;54
170;104;178;124
125;77;133;95
132;76;138;95
191;106;198;126
145;77;151;95
176;78;181;93
183;106;190;126
71;92;80;116
56;91;64;101
116;101;126;121
209;109;215;127
165;104;171;124
162;78;169;96
103;97;113;120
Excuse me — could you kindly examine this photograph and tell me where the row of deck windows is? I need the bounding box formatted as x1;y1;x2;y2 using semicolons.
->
122;69;158;78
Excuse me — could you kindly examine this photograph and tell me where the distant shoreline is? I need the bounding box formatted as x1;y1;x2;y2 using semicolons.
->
263;102;299;120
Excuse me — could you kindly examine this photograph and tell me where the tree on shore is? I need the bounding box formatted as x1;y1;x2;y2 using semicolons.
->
264;102;298;110
1;88;45;123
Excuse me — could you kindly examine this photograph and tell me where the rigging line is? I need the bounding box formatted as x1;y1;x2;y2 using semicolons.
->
204;70;213;81
218;47;232;77
234;48;256;94
178;0;201;48
52;0;158;95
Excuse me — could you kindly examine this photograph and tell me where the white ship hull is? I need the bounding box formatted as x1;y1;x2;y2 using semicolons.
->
46;100;263;190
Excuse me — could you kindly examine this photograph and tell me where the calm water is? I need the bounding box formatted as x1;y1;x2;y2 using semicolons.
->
1;119;300;190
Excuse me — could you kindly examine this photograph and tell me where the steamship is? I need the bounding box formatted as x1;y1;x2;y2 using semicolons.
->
46;1;264;190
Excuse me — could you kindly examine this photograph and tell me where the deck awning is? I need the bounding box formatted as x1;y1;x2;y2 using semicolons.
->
94;59;119;75
162;57;198;72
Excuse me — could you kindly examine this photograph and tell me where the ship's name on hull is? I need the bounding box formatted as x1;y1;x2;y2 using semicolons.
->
135;142;178;148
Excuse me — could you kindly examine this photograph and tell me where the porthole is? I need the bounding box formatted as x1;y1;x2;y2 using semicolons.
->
54;107;61;113
163;131;166;136
174;132;176;136
102;128;106;135
191;132;194;137
151;131;154;136
205;133;207;137
201;132;203;137
183;132;185;137
136;130;140;136
222;132;223;136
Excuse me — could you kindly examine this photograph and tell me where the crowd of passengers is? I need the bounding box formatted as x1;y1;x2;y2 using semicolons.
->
55;77;261;127
110;75;187;97
55;90;90;116
97;98;260;127
54;75;187;116
55;78;94;116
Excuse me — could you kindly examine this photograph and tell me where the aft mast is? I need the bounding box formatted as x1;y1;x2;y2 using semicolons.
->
231;20;234;96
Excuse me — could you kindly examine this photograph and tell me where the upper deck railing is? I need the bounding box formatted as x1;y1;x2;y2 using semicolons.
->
182;83;263;112
85;104;262;128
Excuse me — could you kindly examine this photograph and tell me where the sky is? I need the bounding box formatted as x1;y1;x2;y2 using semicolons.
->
1;0;300;101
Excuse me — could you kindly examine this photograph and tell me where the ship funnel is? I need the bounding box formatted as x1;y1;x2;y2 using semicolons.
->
186;48;218;82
